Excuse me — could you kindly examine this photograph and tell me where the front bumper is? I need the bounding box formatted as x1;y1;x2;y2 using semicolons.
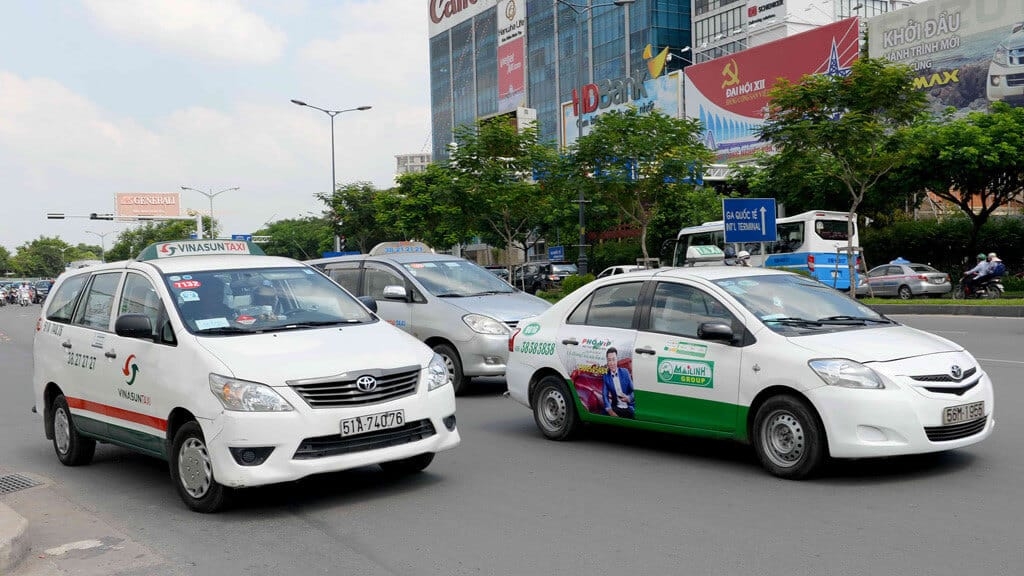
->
808;371;994;459
457;332;510;378
988;61;1024;100
201;385;459;488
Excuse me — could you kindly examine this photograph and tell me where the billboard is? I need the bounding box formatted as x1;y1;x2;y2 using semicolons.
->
428;0;494;37
115;193;181;217
867;0;1024;113
684;18;860;161
746;0;787;27
497;0;526;113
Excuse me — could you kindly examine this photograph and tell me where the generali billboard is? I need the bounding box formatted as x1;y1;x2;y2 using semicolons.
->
684;17;860;161
867;0;1024;113
115;192;181;217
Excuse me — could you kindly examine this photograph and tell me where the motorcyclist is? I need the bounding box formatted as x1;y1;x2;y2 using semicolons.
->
17;282;32;305
971;253;1006;293
962;253;989;296
736;250;752;267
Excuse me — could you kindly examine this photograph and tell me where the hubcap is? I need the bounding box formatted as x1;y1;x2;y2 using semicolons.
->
761;409;805;469
537;387;567;433
178;437;213;499
54;407;71;455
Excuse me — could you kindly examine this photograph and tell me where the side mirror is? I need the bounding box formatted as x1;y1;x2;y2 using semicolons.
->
357;296;378;313
381;285;408;301
697;321;734;343
115;314;153;340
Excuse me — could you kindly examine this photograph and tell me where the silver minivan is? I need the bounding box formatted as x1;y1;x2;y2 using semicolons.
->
308;242;550;394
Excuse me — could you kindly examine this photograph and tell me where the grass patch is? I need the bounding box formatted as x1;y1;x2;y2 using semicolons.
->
861;297;1024;306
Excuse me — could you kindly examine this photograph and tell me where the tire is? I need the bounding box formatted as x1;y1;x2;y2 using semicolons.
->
952;285;964;300
432;343;467;395
752;395;826;480
897;285;913;300
532;375;582;441
983;286;1001;300
379;453;434;475
51;394;96;466
169;421;229;513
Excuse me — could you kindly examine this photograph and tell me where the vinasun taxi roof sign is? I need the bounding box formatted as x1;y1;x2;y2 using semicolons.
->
137;240;266;261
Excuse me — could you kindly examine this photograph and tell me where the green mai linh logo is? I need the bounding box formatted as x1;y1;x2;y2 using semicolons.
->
657;357;714;388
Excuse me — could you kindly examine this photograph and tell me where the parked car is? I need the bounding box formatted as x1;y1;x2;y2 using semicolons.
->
484;266;510;281
512;261;579;294
34;280;53;304
856;263;951;299
596;265;645;279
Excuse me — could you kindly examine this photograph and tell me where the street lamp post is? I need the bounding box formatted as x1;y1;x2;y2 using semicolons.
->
556;0;635;275
290;99;372;249
85;230;112;262
180;186;239;239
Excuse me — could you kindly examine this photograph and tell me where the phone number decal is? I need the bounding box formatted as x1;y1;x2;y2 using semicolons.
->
517;341;556;355
67;352;97;370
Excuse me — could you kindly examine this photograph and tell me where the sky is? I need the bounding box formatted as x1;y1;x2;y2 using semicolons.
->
0;0;431;253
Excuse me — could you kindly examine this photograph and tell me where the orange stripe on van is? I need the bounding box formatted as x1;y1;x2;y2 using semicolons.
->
66;397;168;432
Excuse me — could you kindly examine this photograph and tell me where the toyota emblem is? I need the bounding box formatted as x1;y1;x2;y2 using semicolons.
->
356;375;378;392
950;365;962;380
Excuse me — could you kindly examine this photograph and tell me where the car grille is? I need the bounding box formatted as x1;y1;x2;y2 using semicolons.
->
924;417;987;442
505;320;519;330
292;419;436;459
288;366;420;408
1007;73;1024;87
909;367;977;383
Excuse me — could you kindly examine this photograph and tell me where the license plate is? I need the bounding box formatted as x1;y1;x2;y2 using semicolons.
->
942;401;984;425
340;410;405;437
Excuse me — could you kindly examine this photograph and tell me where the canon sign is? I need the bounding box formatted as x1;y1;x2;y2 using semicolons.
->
428;0;490;36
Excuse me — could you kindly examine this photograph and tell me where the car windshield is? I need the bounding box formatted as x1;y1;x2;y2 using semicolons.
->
714;274;893;334
551;264;578;274
403;259;515;296
164;266;375;335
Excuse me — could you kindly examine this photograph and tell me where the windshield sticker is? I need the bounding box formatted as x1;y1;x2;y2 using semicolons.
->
179;291;200;302
182;275;193;280
772;296;783;307
444;262;462;267
173;280;202;290
169;276;181;282
657;357;715;388
235;315;257;326
724;285;747;295
409;263;425;269
195;318;229;330
662;340;708;358
303;269;314;274
737;280;759;288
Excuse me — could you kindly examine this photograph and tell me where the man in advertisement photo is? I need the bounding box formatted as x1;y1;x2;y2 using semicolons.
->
603;347;635;418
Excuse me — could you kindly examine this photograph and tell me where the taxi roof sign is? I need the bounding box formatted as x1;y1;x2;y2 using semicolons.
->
137;240;266;261
368;241;433;256
686;245;725;261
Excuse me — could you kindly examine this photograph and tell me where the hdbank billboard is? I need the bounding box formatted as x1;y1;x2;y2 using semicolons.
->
684;18;860;161
867;0;1024;112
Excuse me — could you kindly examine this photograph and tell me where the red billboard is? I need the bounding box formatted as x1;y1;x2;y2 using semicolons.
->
684;17;860;161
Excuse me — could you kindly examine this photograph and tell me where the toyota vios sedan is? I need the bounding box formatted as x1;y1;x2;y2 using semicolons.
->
506;267;993;479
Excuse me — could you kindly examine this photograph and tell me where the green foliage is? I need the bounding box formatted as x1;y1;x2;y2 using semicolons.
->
379;164;475;248
253;217;335;260
317;182;391;253
10;237;74;277
560;273;595;296
0;245;10;275
105;219;210;261
591;240;641;273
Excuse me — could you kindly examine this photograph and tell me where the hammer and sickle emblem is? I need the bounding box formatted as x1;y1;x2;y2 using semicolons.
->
721;59;740;89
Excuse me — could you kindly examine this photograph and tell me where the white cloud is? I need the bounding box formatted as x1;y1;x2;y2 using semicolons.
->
82;0;286;64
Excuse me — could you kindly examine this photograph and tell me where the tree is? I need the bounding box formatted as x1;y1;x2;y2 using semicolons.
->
569;108;714;265
0;245;10;276
317;182;390;254
897;102;1024;259
379;164;476;249
104;219;211;261
759;57;926;296
10;237;73;278
446;117;558;266
254;217;335;260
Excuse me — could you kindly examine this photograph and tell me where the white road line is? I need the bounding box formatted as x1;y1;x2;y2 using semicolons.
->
976;358;1024;365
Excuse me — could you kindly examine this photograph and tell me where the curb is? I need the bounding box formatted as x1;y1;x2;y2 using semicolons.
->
870;304;1024;317
0;502;29;573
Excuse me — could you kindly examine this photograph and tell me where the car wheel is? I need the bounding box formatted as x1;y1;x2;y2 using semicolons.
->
432;343;467;395
169;421;229;513
51;394;96;466
752;395;826;480
532;375;581;441
897;285;913;300
379;453;434;475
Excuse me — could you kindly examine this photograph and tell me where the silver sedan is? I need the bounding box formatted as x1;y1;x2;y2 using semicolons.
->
856;263;952;299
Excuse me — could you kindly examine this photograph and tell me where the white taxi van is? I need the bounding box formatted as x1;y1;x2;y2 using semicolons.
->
507;267;994;478
33;240;459;512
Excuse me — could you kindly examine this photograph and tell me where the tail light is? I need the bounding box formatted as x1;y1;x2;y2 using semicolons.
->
916;275;928;281
36;317;42;332
807;254;816;272
508;328;521;352
548;275;559;281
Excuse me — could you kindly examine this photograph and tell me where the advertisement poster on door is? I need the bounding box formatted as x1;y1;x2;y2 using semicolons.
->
558;334;637;419
498;0;526;114
867;0;1024;113
683;18;860;161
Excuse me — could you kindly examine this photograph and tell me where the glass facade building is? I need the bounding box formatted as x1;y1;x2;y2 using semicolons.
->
429;1;693;159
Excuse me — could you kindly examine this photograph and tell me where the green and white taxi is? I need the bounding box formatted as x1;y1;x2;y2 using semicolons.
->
506;267;994;478
33;240;459;512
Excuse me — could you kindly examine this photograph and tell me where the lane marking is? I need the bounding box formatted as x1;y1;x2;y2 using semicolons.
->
976;358;1024;365
45;540;104;556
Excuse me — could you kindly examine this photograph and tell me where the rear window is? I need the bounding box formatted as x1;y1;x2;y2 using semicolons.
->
909;264;939;273
814;220;849;241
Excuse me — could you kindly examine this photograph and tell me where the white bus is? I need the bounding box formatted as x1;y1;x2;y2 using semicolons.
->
672;210;861;290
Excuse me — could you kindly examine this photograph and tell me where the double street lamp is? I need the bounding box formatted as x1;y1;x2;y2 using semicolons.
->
85;230;113;262
557;0;635;275
180;186;239;239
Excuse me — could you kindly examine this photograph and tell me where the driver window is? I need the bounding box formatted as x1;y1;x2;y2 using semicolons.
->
72;273;122;331
648;282;737;338
363;264;406;301
118;273;165;340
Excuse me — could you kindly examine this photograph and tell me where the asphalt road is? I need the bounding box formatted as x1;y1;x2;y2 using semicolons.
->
2;307;1023;576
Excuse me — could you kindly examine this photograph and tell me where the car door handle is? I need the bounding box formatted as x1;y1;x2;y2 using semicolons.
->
561;338;579;345
61;341;72;349
104;350;117;359
634;347;656;355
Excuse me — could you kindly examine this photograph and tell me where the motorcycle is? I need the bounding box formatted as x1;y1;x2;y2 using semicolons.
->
18;291;32;306
953;277;1004;299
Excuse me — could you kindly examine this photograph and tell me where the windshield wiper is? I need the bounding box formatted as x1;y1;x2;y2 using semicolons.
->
465;290;512;296
435;293;468;298
196;327;250;335
818;315;894;325
763;317;823;327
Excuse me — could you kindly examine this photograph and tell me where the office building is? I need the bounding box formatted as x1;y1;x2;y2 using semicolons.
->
396;153;432;175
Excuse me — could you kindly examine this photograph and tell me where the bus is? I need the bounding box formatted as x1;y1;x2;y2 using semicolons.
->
672;210;861;290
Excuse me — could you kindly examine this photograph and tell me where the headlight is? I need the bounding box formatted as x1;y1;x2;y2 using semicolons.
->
209;373;294;411
808;359;885;389
463;313;509;335
994;44;1009;66
427;353;450;390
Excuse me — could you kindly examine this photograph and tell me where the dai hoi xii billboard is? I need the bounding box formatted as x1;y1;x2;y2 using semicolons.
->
868;0;1024;113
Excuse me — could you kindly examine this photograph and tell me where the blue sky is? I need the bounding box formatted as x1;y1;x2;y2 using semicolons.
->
0;0;431;251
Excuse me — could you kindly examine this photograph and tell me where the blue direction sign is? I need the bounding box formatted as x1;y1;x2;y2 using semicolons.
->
548;246;565;261
723;198;777;243
231;234;253;241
